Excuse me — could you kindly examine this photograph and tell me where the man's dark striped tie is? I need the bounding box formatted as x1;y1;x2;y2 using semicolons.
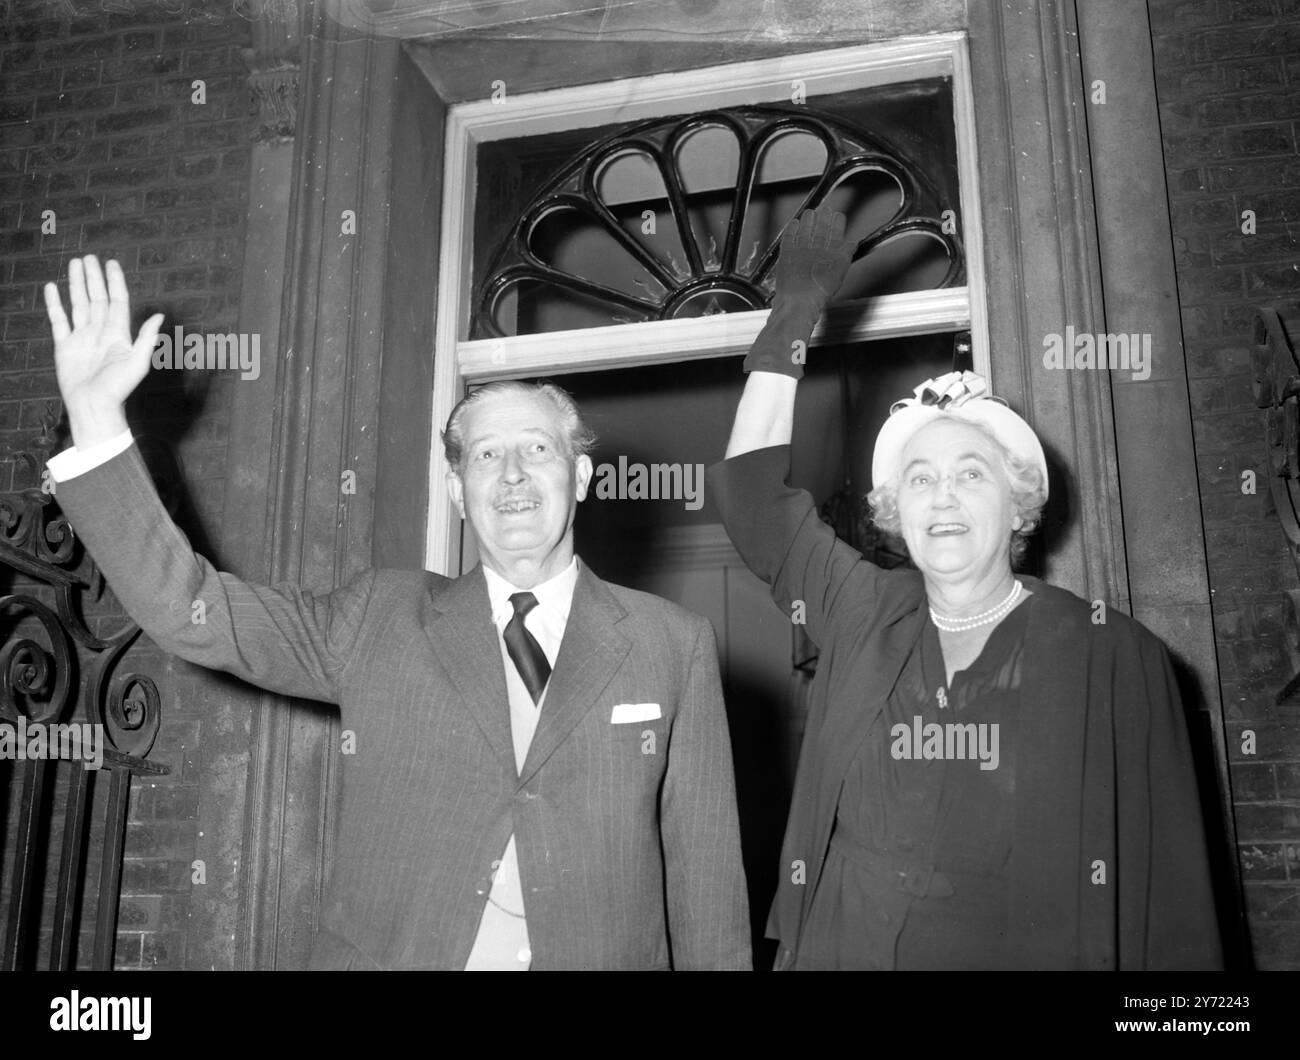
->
504;591;551;705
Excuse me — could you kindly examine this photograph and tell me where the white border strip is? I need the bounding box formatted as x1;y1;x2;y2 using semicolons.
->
450;38;961;143
456;288;973;380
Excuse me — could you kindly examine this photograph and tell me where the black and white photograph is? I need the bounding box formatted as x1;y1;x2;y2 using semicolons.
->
0;0;1296;1040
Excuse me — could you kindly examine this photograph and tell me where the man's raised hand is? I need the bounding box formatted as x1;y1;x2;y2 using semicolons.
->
44;255;163;449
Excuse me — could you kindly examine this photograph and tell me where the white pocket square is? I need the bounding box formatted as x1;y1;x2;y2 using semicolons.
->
610;702;661;724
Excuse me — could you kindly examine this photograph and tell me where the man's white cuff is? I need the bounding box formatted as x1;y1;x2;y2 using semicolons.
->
46;428;135;483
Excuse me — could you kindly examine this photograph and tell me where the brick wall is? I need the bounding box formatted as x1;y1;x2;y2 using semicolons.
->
1150;0;1300;970
0;0;251;969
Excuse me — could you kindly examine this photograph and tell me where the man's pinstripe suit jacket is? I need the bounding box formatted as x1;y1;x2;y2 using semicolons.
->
56;443;751;970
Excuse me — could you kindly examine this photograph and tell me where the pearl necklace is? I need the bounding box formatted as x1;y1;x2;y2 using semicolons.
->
930;580;1023;633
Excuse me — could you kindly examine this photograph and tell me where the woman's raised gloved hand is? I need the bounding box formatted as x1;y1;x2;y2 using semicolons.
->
743;204;856;379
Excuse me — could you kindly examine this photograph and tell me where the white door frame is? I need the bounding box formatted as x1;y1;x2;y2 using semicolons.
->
426;34;987;574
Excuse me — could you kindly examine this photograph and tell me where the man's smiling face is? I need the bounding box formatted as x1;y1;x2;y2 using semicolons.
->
446;390;592;585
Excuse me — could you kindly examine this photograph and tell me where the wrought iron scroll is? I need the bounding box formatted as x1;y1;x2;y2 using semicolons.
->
1251;305;1300;704
0;406;169;970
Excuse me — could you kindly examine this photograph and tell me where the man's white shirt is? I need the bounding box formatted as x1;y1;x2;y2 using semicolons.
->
466;558;576;970
46;428;135;482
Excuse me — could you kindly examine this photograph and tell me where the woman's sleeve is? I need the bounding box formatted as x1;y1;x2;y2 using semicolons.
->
1116;635;1225;969
706;445;887;648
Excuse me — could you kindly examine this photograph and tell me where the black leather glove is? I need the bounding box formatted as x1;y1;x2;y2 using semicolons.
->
743;205;855;379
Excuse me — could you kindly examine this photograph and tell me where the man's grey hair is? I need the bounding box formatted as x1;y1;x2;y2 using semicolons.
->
441;380;598;472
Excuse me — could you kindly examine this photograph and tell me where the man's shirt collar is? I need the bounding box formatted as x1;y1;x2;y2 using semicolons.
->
482;556;578;627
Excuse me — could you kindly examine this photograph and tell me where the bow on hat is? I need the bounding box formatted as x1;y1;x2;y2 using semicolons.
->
890;370;1001;414
872;370;1049;497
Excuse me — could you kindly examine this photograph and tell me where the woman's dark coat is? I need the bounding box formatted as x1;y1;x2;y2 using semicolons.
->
708;446;1223;970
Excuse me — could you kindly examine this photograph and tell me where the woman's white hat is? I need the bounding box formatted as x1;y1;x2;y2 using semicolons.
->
871;371;1049;495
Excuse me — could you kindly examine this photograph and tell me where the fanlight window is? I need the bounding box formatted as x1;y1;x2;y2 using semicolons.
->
472;106;963;340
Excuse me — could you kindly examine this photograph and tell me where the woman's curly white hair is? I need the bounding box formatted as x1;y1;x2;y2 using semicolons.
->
866;417;1048;567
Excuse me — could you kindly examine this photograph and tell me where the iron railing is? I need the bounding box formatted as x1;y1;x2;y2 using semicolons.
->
0;407;168;970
